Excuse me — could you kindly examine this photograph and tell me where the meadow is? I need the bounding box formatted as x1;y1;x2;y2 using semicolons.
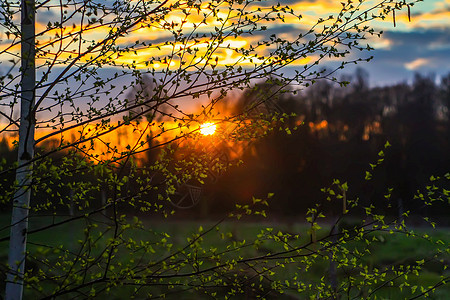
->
1;214;448;299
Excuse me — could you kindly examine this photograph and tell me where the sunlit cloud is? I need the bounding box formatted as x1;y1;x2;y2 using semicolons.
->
110;36;253;68
287;0;343;15
410;8;450;29
404;58;430;70
428;38;450;51
365;35;394;50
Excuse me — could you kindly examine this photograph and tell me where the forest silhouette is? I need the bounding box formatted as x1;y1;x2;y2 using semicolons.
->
1;69;449;220
206;69;450;220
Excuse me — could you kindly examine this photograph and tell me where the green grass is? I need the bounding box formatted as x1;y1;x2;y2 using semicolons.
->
1;214;449;299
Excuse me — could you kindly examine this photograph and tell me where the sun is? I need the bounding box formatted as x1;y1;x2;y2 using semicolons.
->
199;122;217;136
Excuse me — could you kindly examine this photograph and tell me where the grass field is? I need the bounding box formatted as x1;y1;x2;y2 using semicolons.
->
1;214;449;299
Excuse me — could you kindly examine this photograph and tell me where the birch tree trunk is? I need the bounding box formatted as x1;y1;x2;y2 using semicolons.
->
5;0;36;298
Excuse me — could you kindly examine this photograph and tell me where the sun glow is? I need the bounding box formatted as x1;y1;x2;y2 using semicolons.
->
199;122;217;136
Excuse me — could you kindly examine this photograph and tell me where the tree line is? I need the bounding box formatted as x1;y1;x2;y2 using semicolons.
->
204;70;450;221
2;70;448;221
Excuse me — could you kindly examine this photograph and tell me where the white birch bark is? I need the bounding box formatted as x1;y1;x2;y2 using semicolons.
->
5;0;36;298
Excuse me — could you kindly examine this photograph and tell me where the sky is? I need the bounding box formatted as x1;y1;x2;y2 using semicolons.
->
119;0;450;86
247;0;450;86
0;0;449;97
111;0;450;86
0;0;448;157
344;0;450;86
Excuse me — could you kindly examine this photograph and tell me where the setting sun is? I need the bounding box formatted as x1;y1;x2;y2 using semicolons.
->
199;122;217;136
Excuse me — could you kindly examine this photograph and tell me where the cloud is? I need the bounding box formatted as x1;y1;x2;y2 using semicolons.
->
389;27;450;52
365;35;394;50
410;7;450;30
294;25;450;86
357;27;450;85
405;58;430;70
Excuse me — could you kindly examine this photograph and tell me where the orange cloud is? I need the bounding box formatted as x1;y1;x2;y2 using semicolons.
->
405;58;429;70
411;8;450;29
